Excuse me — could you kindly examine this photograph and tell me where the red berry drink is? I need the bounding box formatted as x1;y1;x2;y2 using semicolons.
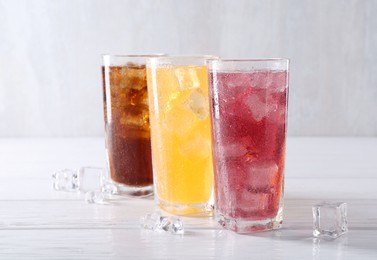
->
209;59;289;233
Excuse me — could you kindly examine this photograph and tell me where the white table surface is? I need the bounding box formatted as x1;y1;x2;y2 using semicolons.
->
0;137;376;259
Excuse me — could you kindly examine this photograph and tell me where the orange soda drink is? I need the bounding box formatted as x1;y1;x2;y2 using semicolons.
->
147;56;215;215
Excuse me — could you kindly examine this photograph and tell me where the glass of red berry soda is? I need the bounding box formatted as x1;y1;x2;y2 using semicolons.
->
208;59;289;233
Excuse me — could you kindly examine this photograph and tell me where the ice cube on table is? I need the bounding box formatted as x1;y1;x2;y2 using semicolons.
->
158;216;171;232
77;167;106;192
182;90;209;120
85;190;105;204
141;212;169;231
313;202;348;239
140;212;161;230
140;212;185;235
175;67;200;90
52;169;78;191
84;183;117;204
101;181;118;195
170;216;184;235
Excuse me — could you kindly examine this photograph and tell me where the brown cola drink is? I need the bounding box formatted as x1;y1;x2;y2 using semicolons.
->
102;55;154;196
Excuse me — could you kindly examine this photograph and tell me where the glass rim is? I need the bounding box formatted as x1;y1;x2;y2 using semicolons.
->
147;55;219;61
210;58;289;63
102;54;165;58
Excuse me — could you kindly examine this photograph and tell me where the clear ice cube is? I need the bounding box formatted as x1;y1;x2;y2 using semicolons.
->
226;73;251;88
101;181;118;195
182;90;209;120
175;67;200;90
52;169;78;191
140;212;184;235
246;160;279;191
163;94;193;134
313;202;348;239
250;71;273;89
124;63;147;90
121;107;149;128
244;95;268;121
170;216;184;235
222;143;248;158
238;190;271;213
140;212;161;230
85;190;105;204
77;167;106;192
141;212;171;231
158;216;171;232
268;71;288;92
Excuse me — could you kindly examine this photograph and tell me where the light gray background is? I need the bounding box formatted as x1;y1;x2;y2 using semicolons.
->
0;0;376;137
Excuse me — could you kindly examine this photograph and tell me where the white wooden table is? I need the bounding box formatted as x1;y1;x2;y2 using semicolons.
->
0;137;376;259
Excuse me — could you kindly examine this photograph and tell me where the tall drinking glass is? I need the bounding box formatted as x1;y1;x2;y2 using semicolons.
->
147;56;216;215
102;55;159;196
208;59;289;232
